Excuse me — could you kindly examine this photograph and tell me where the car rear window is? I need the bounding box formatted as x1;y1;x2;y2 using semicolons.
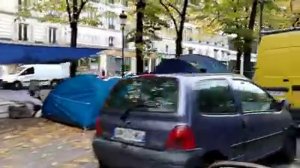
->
103;77;179;113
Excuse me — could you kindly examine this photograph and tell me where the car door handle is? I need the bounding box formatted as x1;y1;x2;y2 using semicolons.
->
283;79;289;82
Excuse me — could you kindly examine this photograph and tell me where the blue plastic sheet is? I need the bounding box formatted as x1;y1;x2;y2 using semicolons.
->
42;75;119;129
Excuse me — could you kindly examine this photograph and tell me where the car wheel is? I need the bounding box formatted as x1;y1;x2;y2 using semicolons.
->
278;135;296;163
13;81;22;90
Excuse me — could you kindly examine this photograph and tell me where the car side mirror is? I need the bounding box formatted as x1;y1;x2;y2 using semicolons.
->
209;161;270;168
272;99;290;111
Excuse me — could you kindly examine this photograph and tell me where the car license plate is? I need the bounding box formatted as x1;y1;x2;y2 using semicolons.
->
114;127;145;143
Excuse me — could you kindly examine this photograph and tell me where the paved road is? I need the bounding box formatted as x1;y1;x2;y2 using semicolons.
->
1;118;300;168
0;118;98;168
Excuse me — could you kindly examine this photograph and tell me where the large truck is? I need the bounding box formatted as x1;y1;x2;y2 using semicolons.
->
253;28;300;126
1;63;70;89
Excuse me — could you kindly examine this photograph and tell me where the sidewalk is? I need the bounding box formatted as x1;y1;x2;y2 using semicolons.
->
0;118;98;168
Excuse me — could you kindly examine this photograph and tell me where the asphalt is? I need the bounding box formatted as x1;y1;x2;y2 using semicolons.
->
1;118;300;168
0;118;98;168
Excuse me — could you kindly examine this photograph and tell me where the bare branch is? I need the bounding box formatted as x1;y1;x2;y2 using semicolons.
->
168;3;181;16
78;0;88;17
159;0;179;33
207;18;217;27
65;0;72;22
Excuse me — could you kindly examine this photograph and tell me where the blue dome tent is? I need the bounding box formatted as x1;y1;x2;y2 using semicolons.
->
154;55;229;74
179;54;229;73
42;74;120;129
154;59;199;74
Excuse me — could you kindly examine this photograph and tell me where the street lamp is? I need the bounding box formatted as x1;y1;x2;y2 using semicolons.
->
119;10;127;78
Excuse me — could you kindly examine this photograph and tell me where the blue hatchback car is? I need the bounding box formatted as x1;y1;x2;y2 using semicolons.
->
93;74;296;168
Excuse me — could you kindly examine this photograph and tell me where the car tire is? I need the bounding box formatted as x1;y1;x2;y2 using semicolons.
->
13;81;22;90
278;135;296;163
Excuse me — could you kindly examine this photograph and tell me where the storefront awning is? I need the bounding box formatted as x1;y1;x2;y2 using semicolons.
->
0;42;103;64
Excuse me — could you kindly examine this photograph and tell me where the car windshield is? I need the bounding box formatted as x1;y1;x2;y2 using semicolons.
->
9;66;25;75
103;77;179;113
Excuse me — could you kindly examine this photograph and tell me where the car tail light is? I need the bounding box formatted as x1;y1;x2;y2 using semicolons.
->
166;125;196;150
95;117;103;136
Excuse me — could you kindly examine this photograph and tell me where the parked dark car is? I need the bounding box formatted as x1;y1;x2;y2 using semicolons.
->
93;73;296;168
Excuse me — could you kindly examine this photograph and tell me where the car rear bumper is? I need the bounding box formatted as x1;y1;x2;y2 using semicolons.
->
92;137;204;168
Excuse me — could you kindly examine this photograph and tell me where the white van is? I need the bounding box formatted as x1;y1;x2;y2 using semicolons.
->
1;63;70;89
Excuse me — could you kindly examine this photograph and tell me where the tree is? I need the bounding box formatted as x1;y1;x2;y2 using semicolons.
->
192;0;251;73
243;0;258;78
135;0;146;74
17;0;100;77
159;0;189;58
127;0;169;62
192;0;293;77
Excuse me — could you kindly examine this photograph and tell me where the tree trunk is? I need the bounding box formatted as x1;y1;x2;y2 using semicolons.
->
70;21;78;77
135;0;146;74
243;0;258;78
175;0;189;58
258;1;264;42
175;33;183;58
235;49;242;74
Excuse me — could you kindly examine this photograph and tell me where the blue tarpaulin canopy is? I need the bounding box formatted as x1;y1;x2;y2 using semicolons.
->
0;42;102;64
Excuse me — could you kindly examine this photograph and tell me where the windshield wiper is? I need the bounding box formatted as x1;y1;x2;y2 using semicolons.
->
120;103;158;122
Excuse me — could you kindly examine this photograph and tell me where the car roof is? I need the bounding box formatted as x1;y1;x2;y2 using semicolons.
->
135;73;249;83
154;73;245;79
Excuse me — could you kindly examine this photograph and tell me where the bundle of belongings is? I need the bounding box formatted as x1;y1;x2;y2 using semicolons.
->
0;90;42;119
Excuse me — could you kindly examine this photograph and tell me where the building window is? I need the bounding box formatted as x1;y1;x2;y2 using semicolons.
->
165;45;169;53
49;27;57;44
108;0;114;4
144;59;149;68
122;0;128;6
213;49;218;58
184;28;193;41
109;36;114;47
106;12;115;29
18;0;30;7
198;49;202;55
18;23;28;41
